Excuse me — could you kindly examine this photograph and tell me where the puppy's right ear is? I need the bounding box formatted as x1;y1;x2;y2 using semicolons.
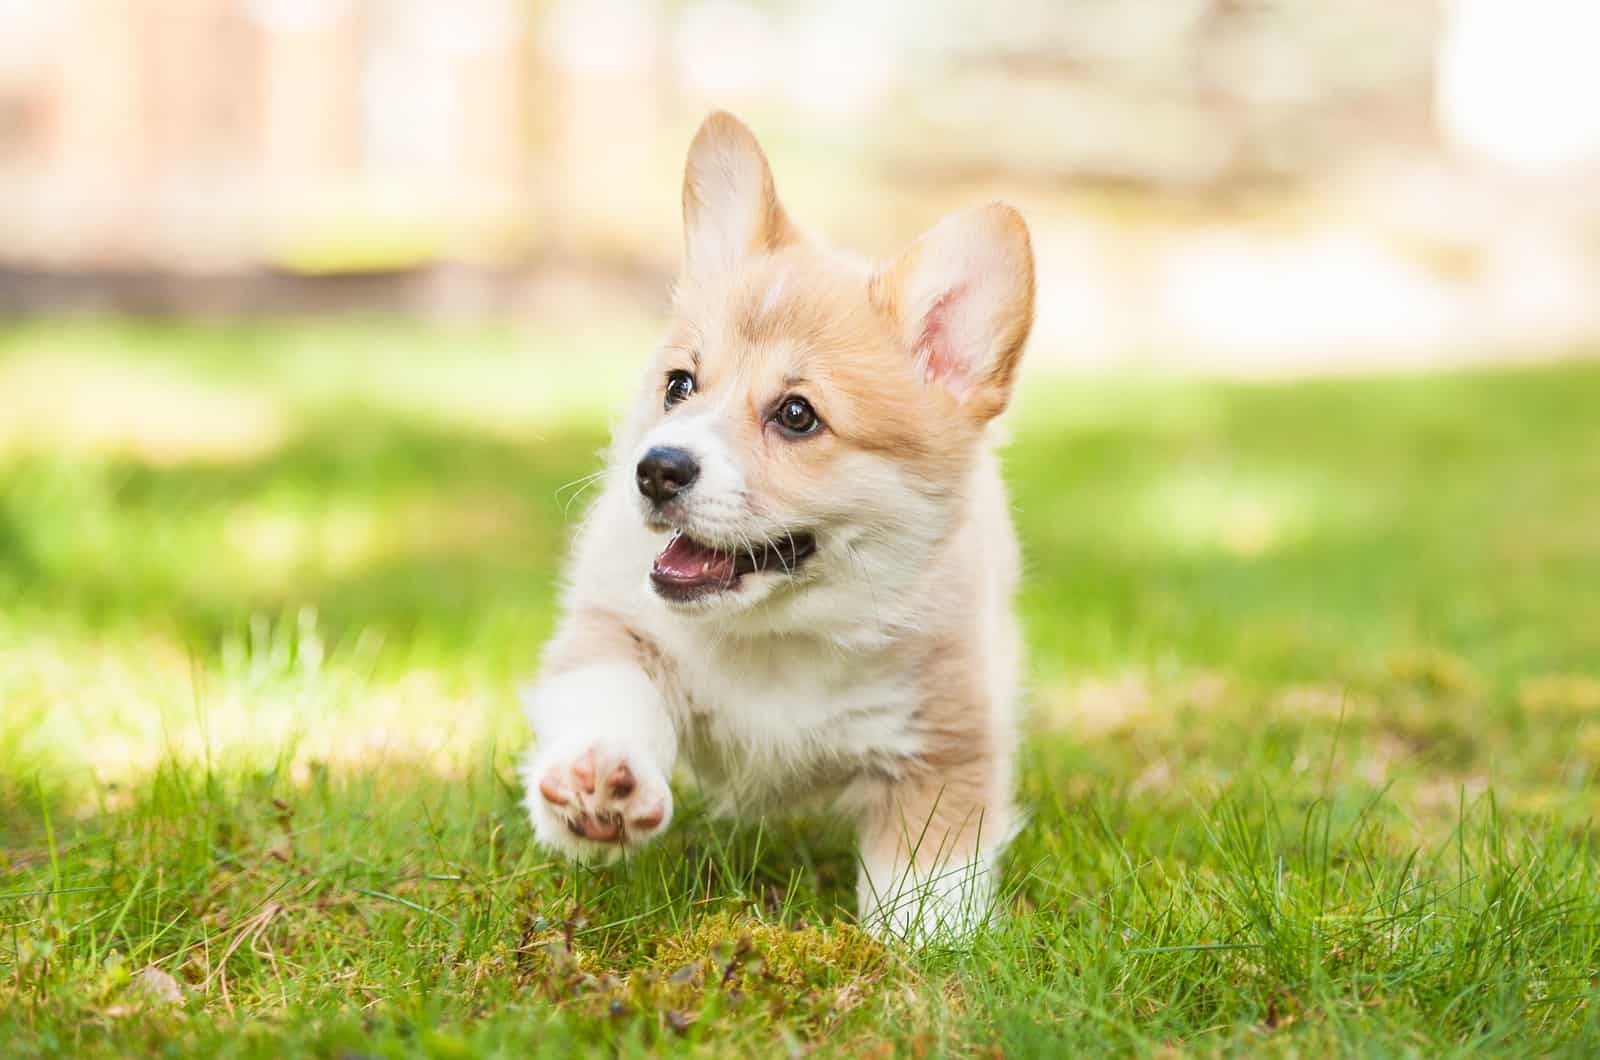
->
875;203;1035;424
681;112;795;282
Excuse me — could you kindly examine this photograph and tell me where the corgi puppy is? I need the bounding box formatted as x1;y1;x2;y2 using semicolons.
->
521;112;1034;941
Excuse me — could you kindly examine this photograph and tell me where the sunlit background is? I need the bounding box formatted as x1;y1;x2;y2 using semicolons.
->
1;0;1597;366
2;0;1599;820
3;0;1600;778
5;5;1600;1051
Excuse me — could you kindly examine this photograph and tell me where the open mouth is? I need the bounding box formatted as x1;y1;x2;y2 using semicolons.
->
649;530;817;602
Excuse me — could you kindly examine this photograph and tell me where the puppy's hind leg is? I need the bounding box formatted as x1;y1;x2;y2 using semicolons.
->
855;764;1014;945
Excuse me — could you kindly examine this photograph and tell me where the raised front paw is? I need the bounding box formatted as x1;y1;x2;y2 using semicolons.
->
522;742;672;862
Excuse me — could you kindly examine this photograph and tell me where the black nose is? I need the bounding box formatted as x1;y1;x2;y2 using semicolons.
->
636;446;699;504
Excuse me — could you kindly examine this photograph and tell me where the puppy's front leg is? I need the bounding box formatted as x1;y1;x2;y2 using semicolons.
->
519;617;677;863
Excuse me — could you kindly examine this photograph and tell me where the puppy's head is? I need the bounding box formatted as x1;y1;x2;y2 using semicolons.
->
622;112;1034;634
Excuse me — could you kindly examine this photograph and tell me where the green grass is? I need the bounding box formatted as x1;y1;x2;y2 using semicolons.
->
3;317;1599;1057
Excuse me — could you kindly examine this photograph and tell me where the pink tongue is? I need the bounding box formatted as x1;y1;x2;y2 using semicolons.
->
652;534;738;585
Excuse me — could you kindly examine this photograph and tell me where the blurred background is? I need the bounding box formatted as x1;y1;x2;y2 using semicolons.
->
5;8;1600;1045
1;0;1598;368
2;2;1599;794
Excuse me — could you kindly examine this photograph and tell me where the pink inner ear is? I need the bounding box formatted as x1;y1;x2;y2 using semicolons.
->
916;283;973;397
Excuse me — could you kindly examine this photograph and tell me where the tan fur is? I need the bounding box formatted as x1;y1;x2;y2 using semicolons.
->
857;447;1023;891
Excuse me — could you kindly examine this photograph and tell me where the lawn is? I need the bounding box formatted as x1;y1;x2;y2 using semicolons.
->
2;317;1599;1057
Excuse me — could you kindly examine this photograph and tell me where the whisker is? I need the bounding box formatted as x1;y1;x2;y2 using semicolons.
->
553;469;605;499
772;528;793;576
560;474;607;517
554;470;606;513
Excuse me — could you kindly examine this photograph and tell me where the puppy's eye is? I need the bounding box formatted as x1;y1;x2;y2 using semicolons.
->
664;370;695;410
774;396;819;436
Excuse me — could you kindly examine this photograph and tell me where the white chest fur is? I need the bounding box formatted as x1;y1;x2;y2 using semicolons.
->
645;618;924;815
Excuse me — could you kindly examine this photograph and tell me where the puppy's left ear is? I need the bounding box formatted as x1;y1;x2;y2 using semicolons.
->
875;203;1035;423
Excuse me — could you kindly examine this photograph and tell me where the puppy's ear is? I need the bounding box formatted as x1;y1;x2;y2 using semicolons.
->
681;111;795;281
875;203;1035;423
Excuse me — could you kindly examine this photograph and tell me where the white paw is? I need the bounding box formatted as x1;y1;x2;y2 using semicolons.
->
521;741;673;862
858;855;996;945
